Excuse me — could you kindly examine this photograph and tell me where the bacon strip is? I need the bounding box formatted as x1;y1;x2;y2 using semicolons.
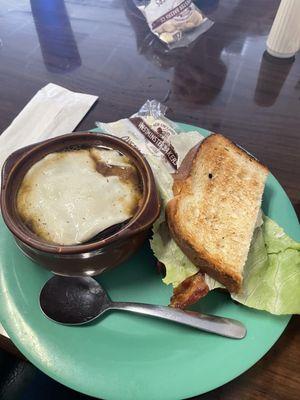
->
170;272;209;309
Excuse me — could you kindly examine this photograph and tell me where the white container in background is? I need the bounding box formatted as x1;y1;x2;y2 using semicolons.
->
267;0;300;58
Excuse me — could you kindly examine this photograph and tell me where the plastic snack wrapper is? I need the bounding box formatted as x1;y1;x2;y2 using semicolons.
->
133;0;214;48
97;100;203;202
96;100;300;315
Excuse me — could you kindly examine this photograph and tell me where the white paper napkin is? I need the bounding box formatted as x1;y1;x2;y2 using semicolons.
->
0;83;98;181
0;83;98;339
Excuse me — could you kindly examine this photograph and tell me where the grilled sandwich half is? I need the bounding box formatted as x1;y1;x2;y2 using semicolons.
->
166;133;268;293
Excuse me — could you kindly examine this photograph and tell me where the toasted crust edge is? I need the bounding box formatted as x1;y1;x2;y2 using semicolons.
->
211;133;269;174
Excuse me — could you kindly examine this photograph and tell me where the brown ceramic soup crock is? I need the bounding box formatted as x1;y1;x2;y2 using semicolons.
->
1;132;160;276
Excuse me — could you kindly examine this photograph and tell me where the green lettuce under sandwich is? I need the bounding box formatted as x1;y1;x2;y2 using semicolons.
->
151;135;300;315
97;100;300;316
152;213;300;315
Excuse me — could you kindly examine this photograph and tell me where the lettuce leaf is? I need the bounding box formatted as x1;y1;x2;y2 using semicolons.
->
151;221;198;287
151;215;300;315
231;216;300;314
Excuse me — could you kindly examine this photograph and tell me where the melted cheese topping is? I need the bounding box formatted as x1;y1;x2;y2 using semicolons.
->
17;148;142;245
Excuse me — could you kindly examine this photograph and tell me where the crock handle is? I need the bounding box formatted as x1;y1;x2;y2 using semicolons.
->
1;144;37;191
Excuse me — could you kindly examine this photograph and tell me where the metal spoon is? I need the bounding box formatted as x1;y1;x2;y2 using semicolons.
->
39;276;246;339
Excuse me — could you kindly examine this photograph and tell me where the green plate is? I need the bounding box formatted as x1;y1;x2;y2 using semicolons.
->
0;124;299;400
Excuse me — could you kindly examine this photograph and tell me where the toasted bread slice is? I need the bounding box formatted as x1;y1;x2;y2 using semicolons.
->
166;134;268;293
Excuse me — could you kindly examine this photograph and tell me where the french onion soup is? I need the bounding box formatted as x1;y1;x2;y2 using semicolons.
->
16;146;143;245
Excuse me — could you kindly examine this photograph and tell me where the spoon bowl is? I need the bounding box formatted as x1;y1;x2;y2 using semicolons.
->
40;276;111;325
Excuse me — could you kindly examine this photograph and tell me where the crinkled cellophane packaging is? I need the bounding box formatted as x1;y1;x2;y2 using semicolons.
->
134;0;213;48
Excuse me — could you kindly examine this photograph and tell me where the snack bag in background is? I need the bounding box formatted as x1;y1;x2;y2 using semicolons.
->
134;0;214;48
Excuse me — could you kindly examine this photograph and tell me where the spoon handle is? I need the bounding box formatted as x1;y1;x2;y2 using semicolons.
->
110;302;246;339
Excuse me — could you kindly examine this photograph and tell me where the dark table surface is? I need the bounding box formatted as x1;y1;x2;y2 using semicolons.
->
0;0;299;399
